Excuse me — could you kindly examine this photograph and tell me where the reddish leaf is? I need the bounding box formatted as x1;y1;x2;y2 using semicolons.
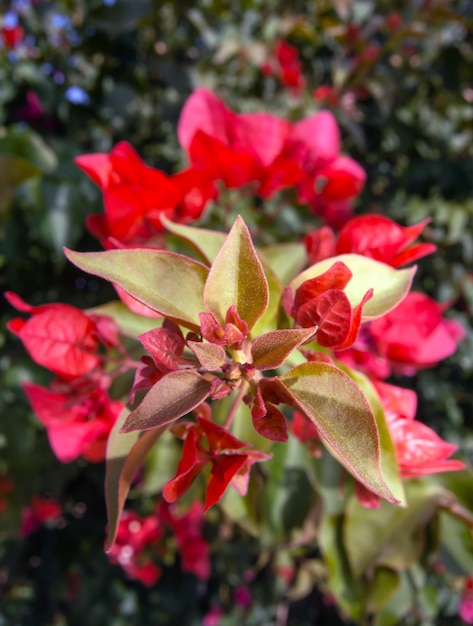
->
121;371;212;433
251;326;318;370
297;290;352;347
12;306;100;379
205;454;248;511
139;324;185;371
188;341;226;371
292;261;352;314
197;415;249;452
252;401;288;442
335;288;373;351
162;429;205;502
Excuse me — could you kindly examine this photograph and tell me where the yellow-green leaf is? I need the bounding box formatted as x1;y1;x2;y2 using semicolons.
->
65;248;208;331
204;216;269;329
280;362;398;504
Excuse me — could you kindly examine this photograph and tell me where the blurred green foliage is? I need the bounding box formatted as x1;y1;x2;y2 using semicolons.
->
1;0;473;624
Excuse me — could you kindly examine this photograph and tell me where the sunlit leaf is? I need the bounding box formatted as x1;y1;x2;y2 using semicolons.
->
280;363;397;503
162;216;226;264
65;248;209;331
87;301;159;337
339;366;406;506
121;370;212;432
251;327;317;370
204;216;269;329
258;242;307;286
289;254;416;320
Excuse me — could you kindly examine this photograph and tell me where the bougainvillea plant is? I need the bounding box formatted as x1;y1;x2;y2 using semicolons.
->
7;87;472;622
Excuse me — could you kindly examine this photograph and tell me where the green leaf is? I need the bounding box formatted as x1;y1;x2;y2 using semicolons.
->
162;216;227;264
280;363;397;504
251;253;283;336
339;366;406;506
0;128;57;212
204;216;269;329
121;370;212;433
251;327;317;370
344;480;446;576
258;242;307;285
365;567;400;613
289;254;416;320
439;510;473;575
105;408;167;550
64;248;209;331
87;301;160;337
318;514;363;621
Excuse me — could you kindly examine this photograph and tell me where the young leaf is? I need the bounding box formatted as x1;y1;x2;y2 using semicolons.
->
65;248;209;331
121;370;212;433
251;327;318;370
188;341;227;370
105;408;166;550
280;363;398;504
204;216;269;330
289;254;416;321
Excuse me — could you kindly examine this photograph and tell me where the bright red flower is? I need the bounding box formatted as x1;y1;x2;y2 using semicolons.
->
178;88;302;197
6;292;112;380
76;142;215;244
369;292;465;371
1;24;24;48
389;419;464;478
20;495;62;537
108;509;162;586
305;216;436;266
158;501;210;581
313;86;339;107
459;577;473;625
163;415;270;511
335;215;436;267
372;380;464;479
23;381;123;463
282;110;366;208
372;381;417;422
272;40;306;95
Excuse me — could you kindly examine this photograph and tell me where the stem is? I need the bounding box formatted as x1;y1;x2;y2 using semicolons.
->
223;380;249;430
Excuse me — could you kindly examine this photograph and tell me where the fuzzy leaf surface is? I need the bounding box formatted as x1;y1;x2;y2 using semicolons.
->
204;216;269;329
188;341;227;370
65;248;208;331
251;327;318;370
280;363;397;503
121;370;212;433
289;254;416;320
